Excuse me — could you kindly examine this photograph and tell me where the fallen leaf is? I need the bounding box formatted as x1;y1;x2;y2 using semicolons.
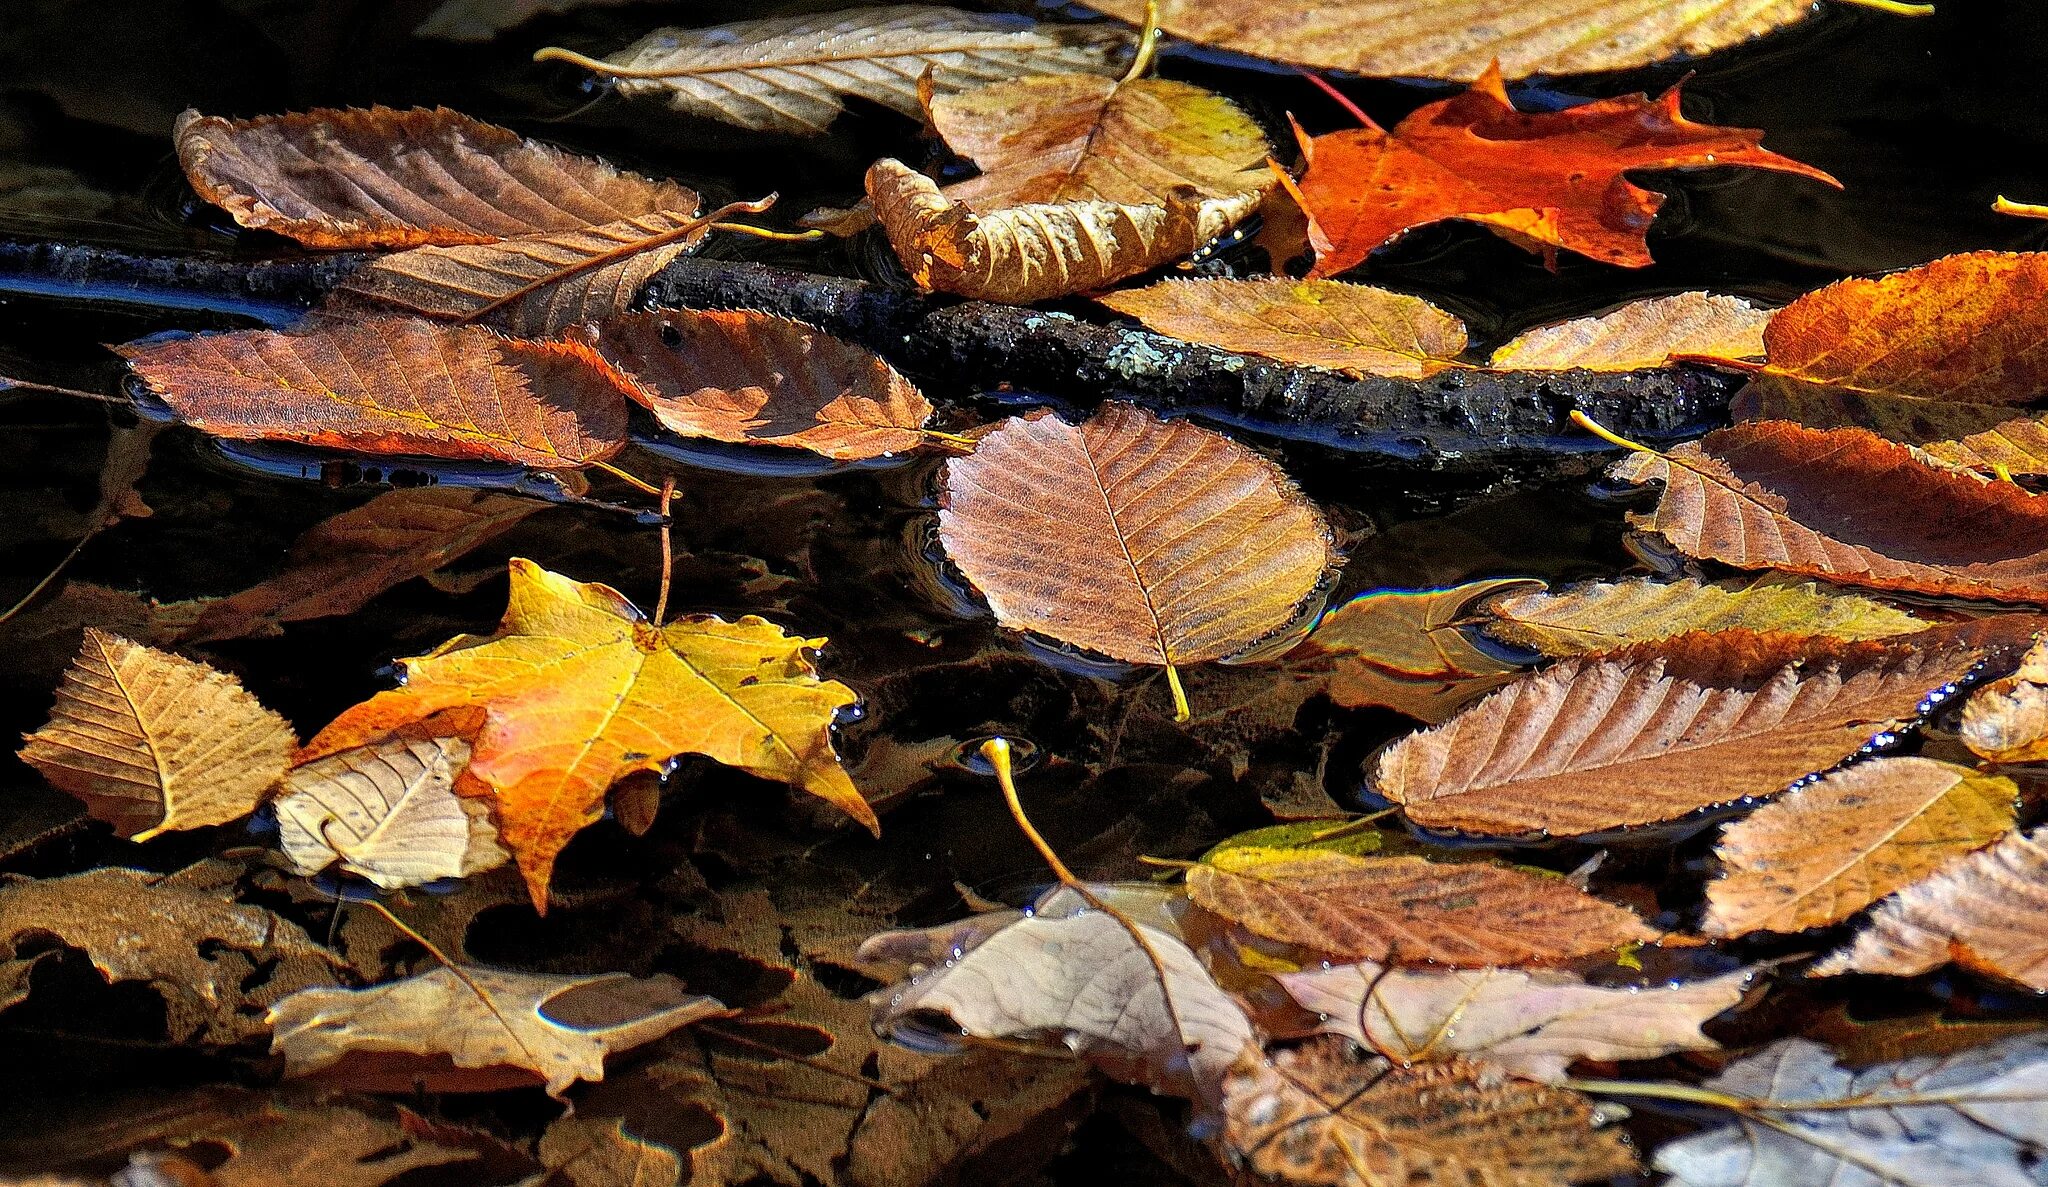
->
576;309;936;460
1488;293;1770;372
117;316;635;468
1815;825;2048;990
1281;961;1750;1081
539;1115;682;1187
1097;277;1469;379
300;559;870;910
1607;422;2048;603
20;629;296;839
535;6;1125;135
938;404;1337;706
275;736;509;890
1959;637;2048;762
1221;1038;1639;1187
1079;0;1816;81
270;965;725;1098
1289;579;1539;719
1482;576;1925;658
1373;645;1977;836
1287;67;1835;277
1187;846;1656;967
175;106;699;248
1704;757;2018;938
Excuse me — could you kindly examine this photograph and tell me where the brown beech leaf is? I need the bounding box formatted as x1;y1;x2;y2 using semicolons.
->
1373;645;1978;837
1280;961;1751;1081
533;6;1125;135
269;965;726;1098
275;737;509;891
1483;576;1924;658
20;629;296;839
1704;757;2019;938
1097;277;1468;379
1287;579;1540;721
938;404;1338;710
1080;0;1815;81
1187;845;1656;967
1607;422;2048;603
1815;825;2048;990
1960;638;2048;763
576;309;936;460
117;316;634;468
1489;293;1770;372
1221;1038;1639;1187
174;106;700;248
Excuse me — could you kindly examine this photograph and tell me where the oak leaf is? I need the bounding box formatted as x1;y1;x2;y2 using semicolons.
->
275;737;509;891
539;1116;682;1187
175;106;700;248
1286;68;1836;278
1815;825;2048;990
20;628;296;839
117;316;635;468
534;6;1125;135
269;965;725;1098
1482;576;1925;658
299;559;871;911
576;309;936;460
1097;277;1468;379
1287;579;1538;721
1608;422;2048;603
1373;645;1978;837
1704;757;2018;938
1959;638;2048;762
1489;293;1770;372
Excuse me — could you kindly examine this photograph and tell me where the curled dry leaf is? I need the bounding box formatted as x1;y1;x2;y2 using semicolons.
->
1483;576;1924;659
1287;579;1539;721
270;965;725;1098
174;106;699;248
535;6;1125;135
1097;277;1468;379
1281;961;1750;1082
20;629;296;839
576;309;935;460
1186;845;1656;967
1608;422;2048;603
1489;293;1771;372
1815;825;2048;990
1960;637;2048;762
1221;1038;1639;1187
300;559;869;911
117;316;635;469
1373;645;1978;837
276;737;509;891
1287;67;1835;278
1704;757;2019;938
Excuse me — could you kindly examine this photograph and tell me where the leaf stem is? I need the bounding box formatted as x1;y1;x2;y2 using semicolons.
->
0;530;96;626
1994;195;2048;220
919;428;980;452
593;459;662;496
979;738;1085;890
709;222;825;244
1165;664;1191;722
1298;70;1377;130
655;476;676;626
1559;1077;1754;1111
0;376;131;404
1569;409;1657;455
1121;0;1162;84
1834;0;1935;15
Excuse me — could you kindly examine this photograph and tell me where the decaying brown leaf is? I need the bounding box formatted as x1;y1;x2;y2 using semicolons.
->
275;736;508;890
1704;757;2019;938
1816;825;2048;990
1482;576;1925;658
1288;579;1538;721
1489;293;1770;372
1097;277;1468;379
20;629;296;839
540;1115;682;1187
1960;637;2048;763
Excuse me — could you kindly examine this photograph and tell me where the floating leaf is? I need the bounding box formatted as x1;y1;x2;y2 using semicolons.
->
117;316;634;468
1187;846;1656;967
1960;638;2048;763
275;737;508;891
1289;579;1539;720
269;965;725;1098
20;629;296;840
1282;961;1750;1082
1489;293;1770;372
1287;68;1835;278
534;6;1124;135
1704;757;2018;938
1483;577;1925;658
300;559;870;911
1816;825;2048;991
1097;277;1468;379
577;309;936;460
174;106;700;249
1373;645;1977;837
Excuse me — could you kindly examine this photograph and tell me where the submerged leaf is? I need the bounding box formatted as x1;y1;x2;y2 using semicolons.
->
1816;825;2048;991
1097;277;1468;379
276;737;509;891
1489;293;1770;372
1959;637;2048;763
1289;579;1538;720
1483;577;1924;658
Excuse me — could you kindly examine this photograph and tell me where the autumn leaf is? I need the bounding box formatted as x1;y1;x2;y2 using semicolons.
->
938;404;1338;718
575;309;937;460
1959;637;2048;763
275;737;509;891
540;1116;681;1187
1288;579;1538;721
269;965;726;1098
534;6;1126;135
117;316;635;469
299;559;871;911
20;629;296;840
1372;645;1978;837
174;106;700;248
1186;845;1656;967
1285;67;1836;278
1489;293;1770;372
1703;757;2018;938
1097;277;1469;379
1483;576;1925;658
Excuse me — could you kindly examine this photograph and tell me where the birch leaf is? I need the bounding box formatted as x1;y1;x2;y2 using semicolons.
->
1097;277;1469;379
1816;825;2048;991
1482;577;1925;658
1489;293;1770;372
275;737;509;891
